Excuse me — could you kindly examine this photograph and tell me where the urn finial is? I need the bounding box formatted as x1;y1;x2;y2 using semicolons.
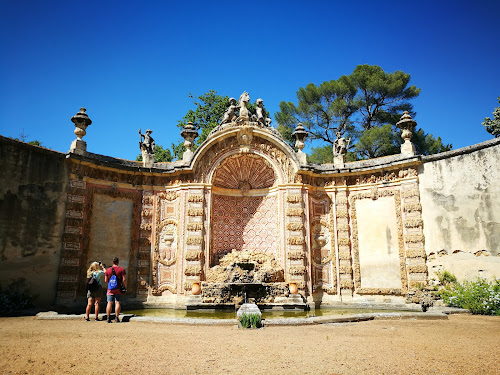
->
396;111;417;156
292;123;308;164
181;122;199;163
69;107;92;154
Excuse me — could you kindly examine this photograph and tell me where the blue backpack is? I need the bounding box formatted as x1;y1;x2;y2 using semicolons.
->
108;268;119;290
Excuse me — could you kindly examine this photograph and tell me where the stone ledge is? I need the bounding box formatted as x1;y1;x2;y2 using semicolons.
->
35;310;449;325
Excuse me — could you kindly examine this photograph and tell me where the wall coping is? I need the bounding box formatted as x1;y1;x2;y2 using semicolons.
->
421;136;500;163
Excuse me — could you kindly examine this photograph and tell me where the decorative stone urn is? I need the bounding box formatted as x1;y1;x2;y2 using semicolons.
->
69;107;92;154
292;123;308;165
181;122;198;163
396;111;417;156
289;282;298;295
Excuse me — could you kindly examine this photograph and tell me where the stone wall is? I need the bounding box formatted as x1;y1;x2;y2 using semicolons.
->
2;127;499;309
419;138;500;281
0;136;68;306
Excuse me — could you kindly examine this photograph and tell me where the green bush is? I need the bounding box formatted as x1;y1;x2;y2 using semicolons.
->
238;313;262;328
438;273;500;316
437;270;457;285
0;278;35;316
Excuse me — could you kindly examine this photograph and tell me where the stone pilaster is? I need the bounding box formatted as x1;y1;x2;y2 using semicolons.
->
183;188;205;294
56;179;86;303
285;189;307;293
336;189;354;296
401;182;428;288
137;191;153;299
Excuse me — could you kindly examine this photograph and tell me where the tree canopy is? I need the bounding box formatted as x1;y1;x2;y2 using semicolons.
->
171;90;229;160
275;64;451;163
483;97;500;138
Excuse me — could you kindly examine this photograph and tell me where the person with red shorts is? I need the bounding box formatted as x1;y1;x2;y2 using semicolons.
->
104;257;127;323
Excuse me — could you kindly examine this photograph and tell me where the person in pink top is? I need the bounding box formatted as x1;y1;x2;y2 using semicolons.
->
104;257;127;323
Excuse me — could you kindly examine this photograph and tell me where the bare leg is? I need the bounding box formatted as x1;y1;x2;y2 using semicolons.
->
94;297;101;320
115;301;121;321
106;301;113;321
85;298;93;320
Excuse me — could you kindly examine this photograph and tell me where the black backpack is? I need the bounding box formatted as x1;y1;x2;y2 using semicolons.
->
86;274;100;293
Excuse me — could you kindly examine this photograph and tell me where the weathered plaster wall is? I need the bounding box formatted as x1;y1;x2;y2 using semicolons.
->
87;194;133;272
356;197;402;289
419;140;500;280
0;136;68;306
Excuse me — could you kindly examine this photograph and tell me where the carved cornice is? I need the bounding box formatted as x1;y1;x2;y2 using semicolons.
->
69;160;192;187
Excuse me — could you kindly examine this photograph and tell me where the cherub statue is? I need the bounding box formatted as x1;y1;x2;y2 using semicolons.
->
139;129;155;154
220;97;238;124
255;98;272;127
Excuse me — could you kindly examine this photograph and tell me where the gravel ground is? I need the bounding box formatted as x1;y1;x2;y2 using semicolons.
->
0;314;499;375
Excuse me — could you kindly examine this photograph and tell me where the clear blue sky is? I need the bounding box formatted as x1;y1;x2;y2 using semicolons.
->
1;0;499;160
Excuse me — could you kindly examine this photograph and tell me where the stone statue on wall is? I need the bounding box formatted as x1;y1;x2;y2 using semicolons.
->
220;98;238;125
333;131;351;168
333;132;349;157
255;98;272;127
139;129;155;155
138;129;155;168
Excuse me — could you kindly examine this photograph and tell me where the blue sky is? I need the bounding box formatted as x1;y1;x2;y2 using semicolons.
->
1;0;499;160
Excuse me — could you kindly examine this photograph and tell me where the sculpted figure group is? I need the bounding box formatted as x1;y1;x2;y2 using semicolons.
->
220;92;271;127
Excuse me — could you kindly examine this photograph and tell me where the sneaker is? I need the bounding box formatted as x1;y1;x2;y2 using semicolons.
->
107;318;112;323
85;318;90;322
94;318;100;321
115;317;120;323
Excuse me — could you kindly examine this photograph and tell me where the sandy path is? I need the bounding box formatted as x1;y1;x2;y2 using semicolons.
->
0;314;499;375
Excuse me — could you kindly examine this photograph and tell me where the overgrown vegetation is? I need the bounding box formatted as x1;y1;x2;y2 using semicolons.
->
238;313;262;329
0;278;35;316
437;271;500;316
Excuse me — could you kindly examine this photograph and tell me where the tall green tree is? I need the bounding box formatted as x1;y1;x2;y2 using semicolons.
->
278;65;450;163
275;75;357;146
172;90;229;160
483;97;500;138
354;124;399;159
350;65;420;129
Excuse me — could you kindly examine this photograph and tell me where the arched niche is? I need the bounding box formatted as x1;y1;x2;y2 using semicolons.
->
208;152;281;265
190;125;300;185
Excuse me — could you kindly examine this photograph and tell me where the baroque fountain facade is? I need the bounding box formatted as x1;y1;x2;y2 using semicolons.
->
58;94;428;309
3;92;499;309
